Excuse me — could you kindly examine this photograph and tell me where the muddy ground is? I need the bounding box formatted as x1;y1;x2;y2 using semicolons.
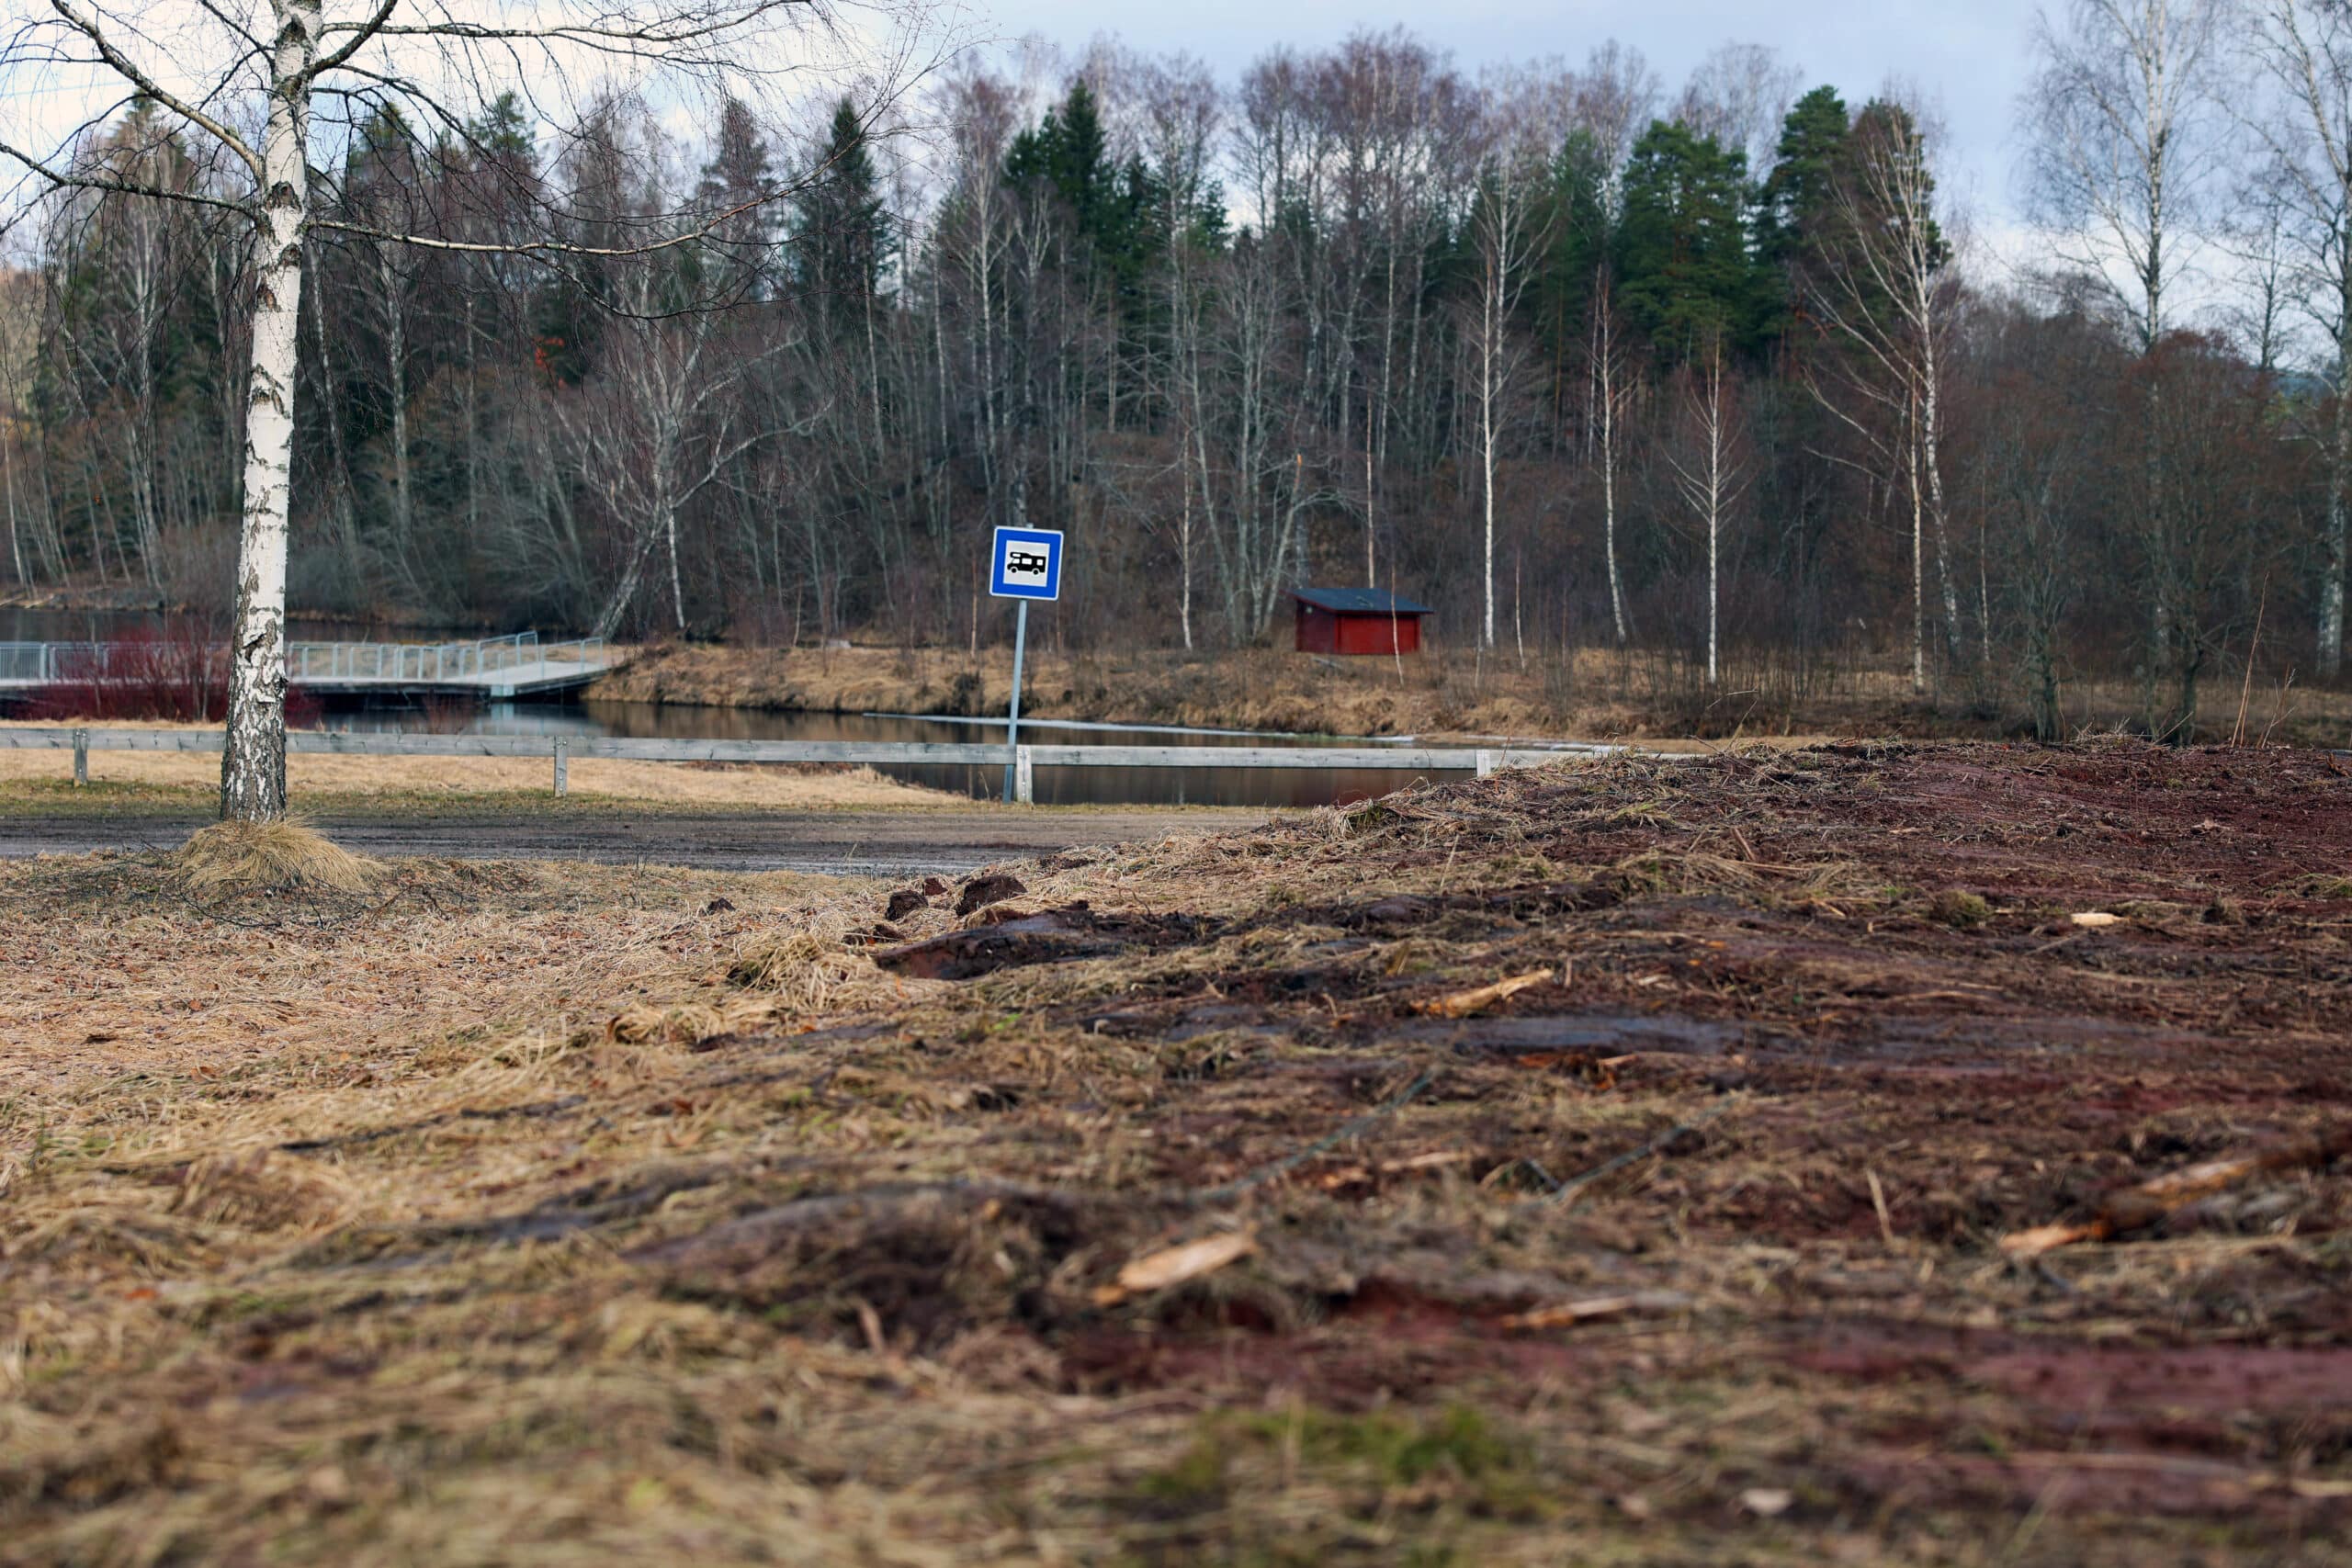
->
4;741;2351;1564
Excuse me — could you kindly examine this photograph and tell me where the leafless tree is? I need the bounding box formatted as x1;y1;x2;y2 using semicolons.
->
1589;269;1632;647
2241;0;2352;676
1668;336;1752;683
0;0;945;819
1464;69;1556;649
1139;54;1219;648
1676;43;1804;179
2025;0;2227;705
1572;39;1661;214
1807;95;1965;692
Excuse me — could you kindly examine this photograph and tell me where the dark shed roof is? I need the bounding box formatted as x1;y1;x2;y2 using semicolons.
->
1291;587;1433;615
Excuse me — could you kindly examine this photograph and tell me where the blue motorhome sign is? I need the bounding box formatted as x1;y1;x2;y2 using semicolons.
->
989;526;1063;601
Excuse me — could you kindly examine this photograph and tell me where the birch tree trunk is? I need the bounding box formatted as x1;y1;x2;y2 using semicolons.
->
221;0;317;823
1908;418;1927;694
2;421;24;586
1594;282;1628;646
1480;249;1498;649
379;247;413;558
2322;293;2351;680
1670;344;1745;688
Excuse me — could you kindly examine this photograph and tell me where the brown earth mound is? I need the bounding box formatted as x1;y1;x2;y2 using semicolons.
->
4;740;2351;1564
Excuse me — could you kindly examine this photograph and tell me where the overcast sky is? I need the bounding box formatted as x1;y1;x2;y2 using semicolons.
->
983;0;2045;235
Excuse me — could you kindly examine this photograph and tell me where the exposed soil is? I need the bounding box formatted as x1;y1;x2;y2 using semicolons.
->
4;741;2351;1564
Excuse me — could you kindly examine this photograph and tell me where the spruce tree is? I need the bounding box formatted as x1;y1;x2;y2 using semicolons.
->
791;97;890;320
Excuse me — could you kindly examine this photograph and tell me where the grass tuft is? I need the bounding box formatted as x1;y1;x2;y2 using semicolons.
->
171;818;377;895
1928;888;1992;928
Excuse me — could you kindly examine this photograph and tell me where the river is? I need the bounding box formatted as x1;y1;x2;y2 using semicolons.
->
2;609;1474;807
326;700;1464;808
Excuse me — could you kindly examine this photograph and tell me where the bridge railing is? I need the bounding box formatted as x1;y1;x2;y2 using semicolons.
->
0;643;54;682
0;642;223;683
4;633;611;687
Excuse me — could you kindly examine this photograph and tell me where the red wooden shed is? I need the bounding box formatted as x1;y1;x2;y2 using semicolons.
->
1292;587;1431;656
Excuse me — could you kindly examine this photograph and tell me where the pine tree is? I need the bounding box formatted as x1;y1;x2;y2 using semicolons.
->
1615;120;1756;358
1754;85;1849;336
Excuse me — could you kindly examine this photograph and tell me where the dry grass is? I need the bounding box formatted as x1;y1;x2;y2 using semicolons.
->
0;722;960;808
171;819;378;895
3;744;2350;1564
591;640;2352;747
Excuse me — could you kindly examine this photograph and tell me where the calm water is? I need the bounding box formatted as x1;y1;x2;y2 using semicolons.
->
1;608;1474;807
321;698;1460;808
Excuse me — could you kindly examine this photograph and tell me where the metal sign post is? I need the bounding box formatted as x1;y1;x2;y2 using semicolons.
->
988;525;1064;804
1004;599;1029;801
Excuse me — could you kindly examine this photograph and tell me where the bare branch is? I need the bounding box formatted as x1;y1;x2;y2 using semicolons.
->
45;0;262;181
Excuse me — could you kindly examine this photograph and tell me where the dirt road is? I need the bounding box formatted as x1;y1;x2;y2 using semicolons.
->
0;805;1262;874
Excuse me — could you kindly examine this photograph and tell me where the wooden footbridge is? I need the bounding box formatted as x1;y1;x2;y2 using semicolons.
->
0;632;610;699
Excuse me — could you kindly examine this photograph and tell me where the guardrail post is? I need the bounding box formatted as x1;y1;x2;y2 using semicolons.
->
72;728;88;786
1015;744;1034;805
1476;749;1498;780
552;738;569;796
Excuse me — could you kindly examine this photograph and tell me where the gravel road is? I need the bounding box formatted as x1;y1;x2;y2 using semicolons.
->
0;807;1263;876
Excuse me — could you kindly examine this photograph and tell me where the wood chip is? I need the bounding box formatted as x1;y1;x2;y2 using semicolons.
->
1497;1290;1690;1331
2070;911;2121;928
1093;1231;1257;1306
1413;968;1555;1019
1310;1150;1472;1190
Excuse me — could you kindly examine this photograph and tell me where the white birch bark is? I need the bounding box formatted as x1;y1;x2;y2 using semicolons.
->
220;0;319;822
1668;344;1747;687
1592;274;1629;646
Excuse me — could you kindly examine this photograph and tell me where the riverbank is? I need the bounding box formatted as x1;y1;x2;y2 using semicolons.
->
588;641;2352;747
5;740;2348;1563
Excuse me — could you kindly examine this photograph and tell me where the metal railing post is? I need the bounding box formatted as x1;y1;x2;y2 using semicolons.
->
72;728;87;786
552;738;569;795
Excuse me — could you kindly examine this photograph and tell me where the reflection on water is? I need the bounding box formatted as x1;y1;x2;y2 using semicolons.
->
315;697;1462;808
0;606;485;645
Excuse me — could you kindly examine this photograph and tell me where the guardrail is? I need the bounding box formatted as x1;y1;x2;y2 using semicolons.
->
0;727;1619;801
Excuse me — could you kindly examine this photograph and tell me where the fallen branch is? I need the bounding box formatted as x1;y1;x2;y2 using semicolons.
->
2000;1123;2352;1258
1413;968;1554;1019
